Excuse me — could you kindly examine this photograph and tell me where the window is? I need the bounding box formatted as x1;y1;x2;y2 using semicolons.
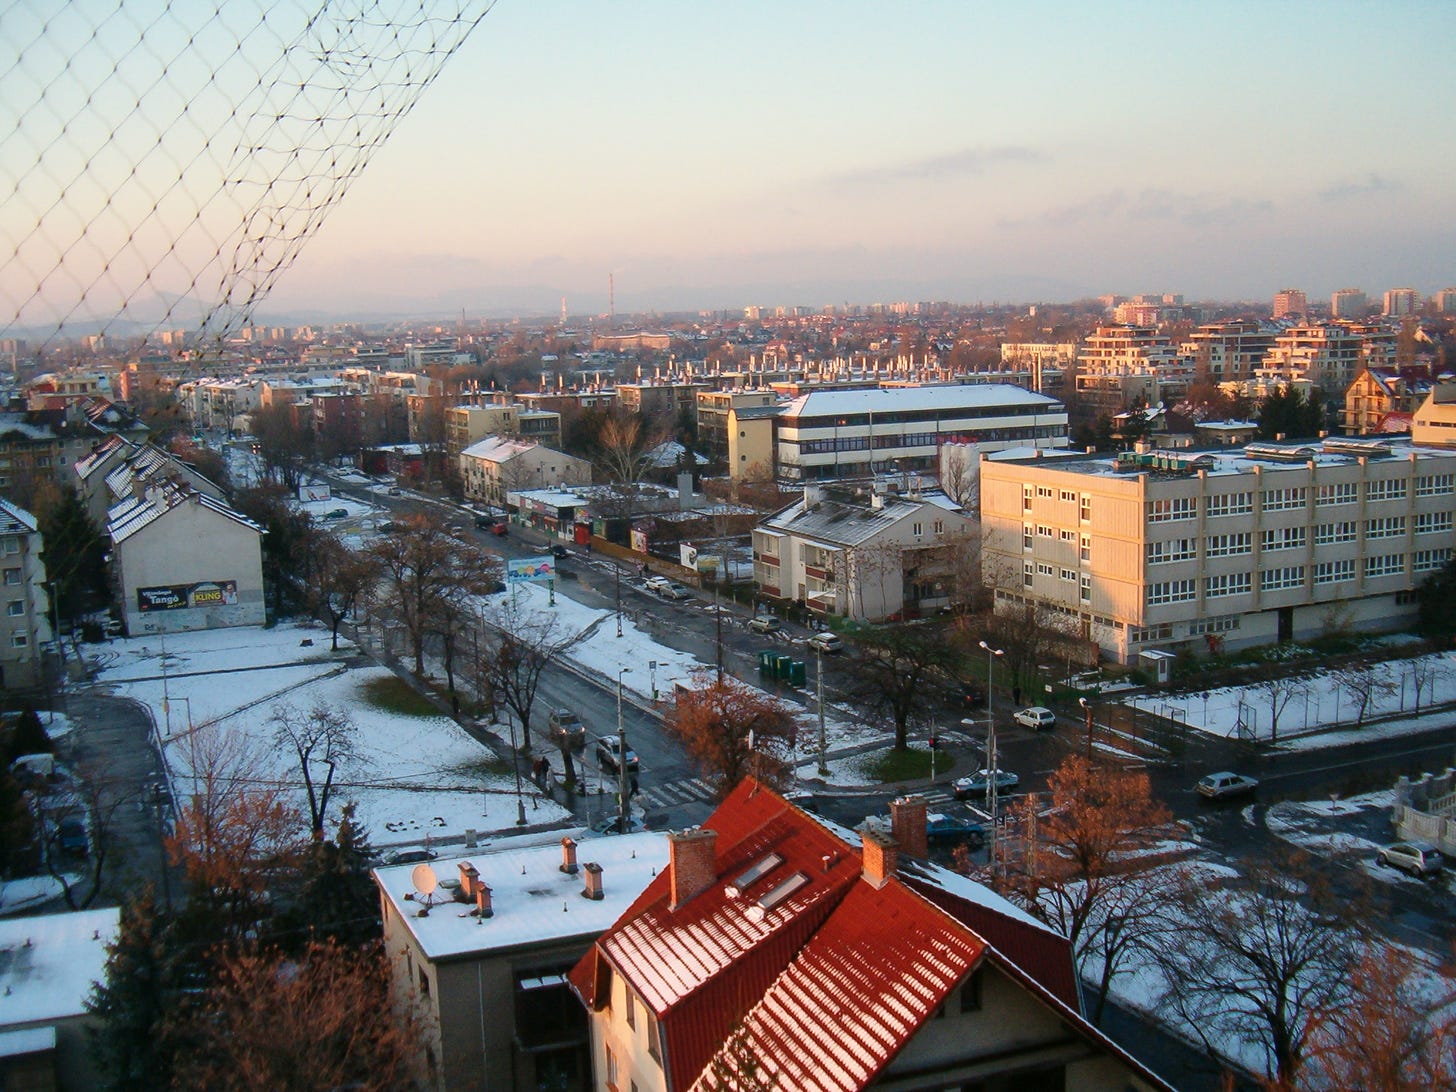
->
1060;568;1076;582
1367;478;1407;502
1315;521;1357;545
1366;516;1406;539
1146;538;1197;564
1023;562;1034;588
1190;615;1240;635
1;568;17;586
1315;482;1358;506
1261;566;1305;591
1023;485;1033;512
1037;486;1053;498
1415;512;1453;535
646;1010;662;1064
1206;532;1252;557
606;1045;618;1088
1315;559;1356;584
1260;527;1306;551
1057;489;1074;502
1417;474;1455;497
960;970;983;1013
1415;548;1452;573
1080;574;1091;602
1364;554;1405;579
1080;534;1091;562
1207;491;1253;517
1060;529;1076;542
11;634;27;648
1205;573;1252;597
1080;495;1091;522
1037;524;1053;538
5;601;21;617
1262;486;1307;511
1147;580;1196;605
933;519;944;534
626;989;636;1030
1023;524;1033;550
1037;563;1054;577
418;967;430;998
1146;497;1197;523
1;538;16;555
912;522;923;536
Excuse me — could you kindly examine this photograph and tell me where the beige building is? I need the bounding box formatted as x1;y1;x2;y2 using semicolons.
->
445;403;564;457
1273;288;1308;319
1414;383;1456;446
0;499;51;691
1331;288;1369;319
1258;322;1394;399
981;438;1456;664
459;437;592;510
108;483;265;635
374;832;667;1092
694;389;779;480
73;436;225;529
1075;326;1192;416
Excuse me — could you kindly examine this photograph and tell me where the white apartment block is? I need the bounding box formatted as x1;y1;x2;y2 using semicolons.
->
773;385;1066;483
1258;322;1393;399
1179;320;1276;383
981;438;1456;665
1075;326;1193;416
1384;288;1421;317
0;499;51;690
1435;289;1456;315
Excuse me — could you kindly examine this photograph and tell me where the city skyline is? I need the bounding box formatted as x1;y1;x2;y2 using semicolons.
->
274;0;1455;318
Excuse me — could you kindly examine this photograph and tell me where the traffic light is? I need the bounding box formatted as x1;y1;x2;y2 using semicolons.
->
928;735;939;751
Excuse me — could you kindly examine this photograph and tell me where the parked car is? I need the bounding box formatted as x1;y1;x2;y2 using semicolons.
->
57;816;88;856
945;681;985;709
1196;771;1260;801
474;514;494;530
387;486;402;496
1013;706;1057;731
588;814;647;836
748;615;781;634
1378;841;1446;877
925;813;986;849
953;769;1020;799
547;708;587;751
490;521;509;536
383;847;438;866
659;583;692;600
379;521;403;533
644;575;672;594
806;632;843;654
595;736;639;773
323;508;348;520
549;543;570;558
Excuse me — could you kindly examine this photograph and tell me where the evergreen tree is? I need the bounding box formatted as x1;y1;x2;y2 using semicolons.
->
4;705;51;761
1256;385;1325;441
32;481;108;625
1417;558;1456;641
281;802;381;946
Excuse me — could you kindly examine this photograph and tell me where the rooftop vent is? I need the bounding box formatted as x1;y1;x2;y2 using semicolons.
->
1243;442;1320;463
1320;437;1393;458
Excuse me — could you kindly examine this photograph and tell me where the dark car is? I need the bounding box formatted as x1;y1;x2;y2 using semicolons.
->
926;814;986;849
58;816;88;856
383;847;438;866
547;709;587;751
549;543;570;558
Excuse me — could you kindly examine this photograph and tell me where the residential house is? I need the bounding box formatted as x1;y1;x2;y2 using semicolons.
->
460;438;591;510
568;780;1173;1092
0;499;51;690
1344;366;1443;435
753;484;976;620
375;832;668;1092
73;437;224;529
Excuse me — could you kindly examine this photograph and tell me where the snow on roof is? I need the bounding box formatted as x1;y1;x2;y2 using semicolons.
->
373;830;668;962
0;498;38;536
0;908;119;1027
460;435;537;462
780;383;1061;419
107;484;262;544
0;1026;55;1058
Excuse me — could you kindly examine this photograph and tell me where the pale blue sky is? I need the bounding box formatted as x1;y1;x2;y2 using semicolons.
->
8;0;1455;325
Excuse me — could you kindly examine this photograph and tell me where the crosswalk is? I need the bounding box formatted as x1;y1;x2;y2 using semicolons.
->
637;777;716;809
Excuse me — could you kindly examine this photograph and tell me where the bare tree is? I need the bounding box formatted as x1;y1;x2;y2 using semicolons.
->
307;529;379;651
248;399;312;491
1334;663;1395;728
473;594;577;765
270;702;360;838
42;758;142;910
1247;668;1309;743
939;444;980;511
1151;852;1367;1088
1408;654;1438;715
850;624;953;751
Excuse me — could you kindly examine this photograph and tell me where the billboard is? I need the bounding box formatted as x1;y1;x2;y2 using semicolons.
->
506;557;555;585
680;543;698;568
137;580;238;612
298;483;331;502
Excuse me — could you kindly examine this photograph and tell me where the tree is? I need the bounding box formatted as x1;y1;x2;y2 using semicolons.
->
43;757;142;910
280;802;381;947
1247;667;1308;742
248;399;312;490
1256;385;1324;442
998;755;1175;1025
662;674;797;797
849;624;952;751
1333;663;1394;728
32;480;108;625
168;938;419;1092
1301;941;1456;1091
473;595;576;767
306;529;378;651
270;701;360;838
1417;558;1456;642
1151;852;1366;1088
232;483;313;616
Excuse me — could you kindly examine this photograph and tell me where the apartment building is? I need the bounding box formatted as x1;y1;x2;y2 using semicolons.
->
1384;288;1421;317
999;342;1075;392
694;389;779;477
1435;289;1456;315
0;499;51;690
1344;367;1441;435
615;381;707;422
1273;288;1308;320
981;438;1456;664
1258;322;1394;399
1180;319;1276;384
773;384;1065;482
1331;288;1369;319
1074;326;1192;416
458;437;591;509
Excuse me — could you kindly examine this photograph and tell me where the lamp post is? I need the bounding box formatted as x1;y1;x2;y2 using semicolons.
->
615;562;623;638
1079;697;1094;760
617;667;632;833
816;645;829;777
979;640;1005;871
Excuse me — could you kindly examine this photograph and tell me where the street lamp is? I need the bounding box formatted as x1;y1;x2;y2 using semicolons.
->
617;668;632;833
978;640;1005;871
615;562;623;638
1079;697;1095;760
816;645;829;777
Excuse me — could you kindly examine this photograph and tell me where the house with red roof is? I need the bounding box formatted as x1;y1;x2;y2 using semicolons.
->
569;780;1173;1092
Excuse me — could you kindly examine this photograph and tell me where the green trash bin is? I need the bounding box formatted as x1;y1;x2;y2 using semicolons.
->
758;650;775;677
789;660;806;687
775;655;793;679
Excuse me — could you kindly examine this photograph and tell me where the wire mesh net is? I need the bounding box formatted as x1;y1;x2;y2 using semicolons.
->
1;0;494;351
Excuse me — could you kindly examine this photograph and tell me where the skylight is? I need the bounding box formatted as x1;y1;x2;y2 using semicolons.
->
726;852;784;899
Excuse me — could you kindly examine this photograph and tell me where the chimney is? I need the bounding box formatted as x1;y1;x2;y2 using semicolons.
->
861;828;899;889
667;828;719;910
582;861;605;901
889;795;929;859
560;836;579;875
457;862;480;901
475;882;493;918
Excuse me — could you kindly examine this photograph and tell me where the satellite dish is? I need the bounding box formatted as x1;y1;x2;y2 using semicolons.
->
411;864;439;904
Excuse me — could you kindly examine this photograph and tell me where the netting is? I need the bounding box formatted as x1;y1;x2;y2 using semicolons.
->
0;0;495;350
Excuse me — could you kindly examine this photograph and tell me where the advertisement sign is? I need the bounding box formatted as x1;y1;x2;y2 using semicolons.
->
680;543;698;569
507;557;555;585
137;580;238;612
630;529;649;554
298;483;331;502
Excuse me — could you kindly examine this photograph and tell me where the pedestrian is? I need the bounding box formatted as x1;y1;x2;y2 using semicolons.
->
1012;685;1022;708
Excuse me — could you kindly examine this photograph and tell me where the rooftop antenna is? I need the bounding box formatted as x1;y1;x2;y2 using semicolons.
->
411;863;439;916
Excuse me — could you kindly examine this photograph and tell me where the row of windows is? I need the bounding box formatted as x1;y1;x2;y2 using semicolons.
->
1142;476;1456;522
1148;516;1451;562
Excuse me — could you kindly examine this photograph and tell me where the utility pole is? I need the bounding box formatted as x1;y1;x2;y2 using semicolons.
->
816;645;829;777
1080;697;1094;760
979;640;1005;876
617;668;632;833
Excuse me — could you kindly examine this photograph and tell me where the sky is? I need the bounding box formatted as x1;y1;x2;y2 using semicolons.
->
5;0;1456;327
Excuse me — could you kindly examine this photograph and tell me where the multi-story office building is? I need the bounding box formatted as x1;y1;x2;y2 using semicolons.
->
981;438;1456;664
0;499;50;690
1331;288;1369;319
1180;320;1276;384
1273;289;1308;320
1384;288;1421;317
773;384;1066;482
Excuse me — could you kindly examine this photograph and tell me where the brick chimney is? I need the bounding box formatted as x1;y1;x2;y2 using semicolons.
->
889;795;929;859
475;882;493;919
560;837;579;875
582;861;604;901
457;862;480;902
667;828;719;910
862;828;899;889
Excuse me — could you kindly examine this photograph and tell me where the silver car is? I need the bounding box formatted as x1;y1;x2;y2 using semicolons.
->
1378;841;1445;877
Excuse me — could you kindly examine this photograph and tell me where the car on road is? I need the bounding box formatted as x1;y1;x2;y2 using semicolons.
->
587;814;647;836
387;486;402;496
1196;771;1260;801
953;768;1020;798
474;514;494;529
595;736;639;773
57;816;88;856
489;521;508;536
380;521;403;533
323;508;348;520
383;847;438;866
547;708;587;751
549;543;570;558
1012;706;1057;731
748;615;781;634
658;583;692;600
926;813;986;849
644;575;672;594
1378;841;1445;877
806;632;843;654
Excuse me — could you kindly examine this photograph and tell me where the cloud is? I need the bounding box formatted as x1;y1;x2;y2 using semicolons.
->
1002;188;1274;230
1319;172;1400;201
827;145;1045;187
